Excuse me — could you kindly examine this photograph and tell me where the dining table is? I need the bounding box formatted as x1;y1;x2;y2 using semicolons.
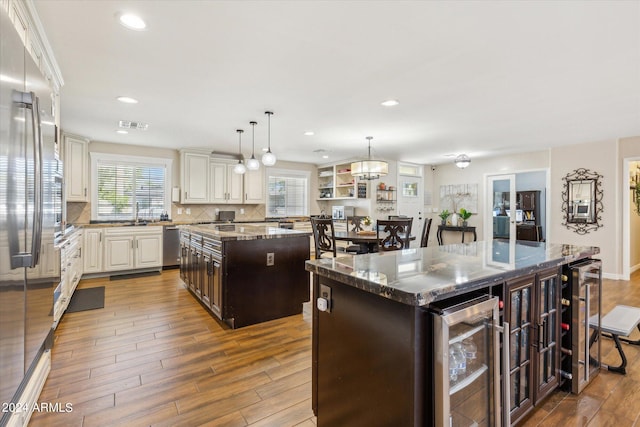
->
332;230;416;254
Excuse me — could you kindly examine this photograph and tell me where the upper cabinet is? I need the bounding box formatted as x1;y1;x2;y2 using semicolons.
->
210;160;243;204
64;134;89;202
180;150;261;204
181;151;210;204
317;162;361;200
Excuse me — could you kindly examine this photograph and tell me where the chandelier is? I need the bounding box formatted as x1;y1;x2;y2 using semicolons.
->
351;136;388;180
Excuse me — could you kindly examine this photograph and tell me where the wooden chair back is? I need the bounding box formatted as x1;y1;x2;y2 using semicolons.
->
346;216;365;232
420;218;433;248
311;217;337;258
376;219;412;251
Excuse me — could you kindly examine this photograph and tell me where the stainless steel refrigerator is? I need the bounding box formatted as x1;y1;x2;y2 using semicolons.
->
1;8;59;425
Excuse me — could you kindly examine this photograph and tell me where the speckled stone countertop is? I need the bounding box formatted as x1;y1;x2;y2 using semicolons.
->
305;240;599;306
181;223;311;241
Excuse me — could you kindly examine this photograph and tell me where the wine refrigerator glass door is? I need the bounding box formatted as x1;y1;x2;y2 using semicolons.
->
433;296;502;427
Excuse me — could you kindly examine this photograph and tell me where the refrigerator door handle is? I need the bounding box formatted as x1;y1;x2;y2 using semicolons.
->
495;321;510;427
29;92;43;267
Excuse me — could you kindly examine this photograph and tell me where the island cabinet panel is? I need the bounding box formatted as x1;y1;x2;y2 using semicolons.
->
179;224;311;329
503;267;560;425
312;275;427;426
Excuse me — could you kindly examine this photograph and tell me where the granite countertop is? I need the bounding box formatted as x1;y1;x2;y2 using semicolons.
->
305;240;599;307
77;219;295;229
182;223;311;241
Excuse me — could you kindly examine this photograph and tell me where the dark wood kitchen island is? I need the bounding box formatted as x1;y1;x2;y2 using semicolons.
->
180;224;310;328
305;240;600;426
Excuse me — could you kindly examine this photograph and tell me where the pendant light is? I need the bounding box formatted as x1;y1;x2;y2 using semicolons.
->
261;111;277;166
246;121;260;171
351;136;388;180
233;129;246;175
454;154;471;169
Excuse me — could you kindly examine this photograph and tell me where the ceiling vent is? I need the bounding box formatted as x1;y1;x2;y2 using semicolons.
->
118;120;149;130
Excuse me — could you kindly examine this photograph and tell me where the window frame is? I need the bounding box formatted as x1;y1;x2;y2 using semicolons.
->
265;168;310;218
90;152;172;221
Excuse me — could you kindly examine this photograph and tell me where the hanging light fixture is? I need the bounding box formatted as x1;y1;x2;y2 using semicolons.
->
454;154;471;169
233;129;246;174
246;121;260;171
262;111;277;166
351;136;388;180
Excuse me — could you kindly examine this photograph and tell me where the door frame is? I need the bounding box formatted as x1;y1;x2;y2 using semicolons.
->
623;157;640;280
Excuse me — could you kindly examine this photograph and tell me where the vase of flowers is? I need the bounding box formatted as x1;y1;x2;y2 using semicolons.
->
362;216;373;231
459;208;472;227
438;210;450;225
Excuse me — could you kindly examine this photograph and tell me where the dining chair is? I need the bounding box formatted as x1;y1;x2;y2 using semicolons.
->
311;217;341;258
376;219;412;251
420;218;433;248
345;216;368;254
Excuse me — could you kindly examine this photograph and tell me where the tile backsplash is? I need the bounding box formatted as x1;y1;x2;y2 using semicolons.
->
66;202;266;224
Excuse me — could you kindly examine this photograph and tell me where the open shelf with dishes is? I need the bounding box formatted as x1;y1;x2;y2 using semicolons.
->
317;162;359;200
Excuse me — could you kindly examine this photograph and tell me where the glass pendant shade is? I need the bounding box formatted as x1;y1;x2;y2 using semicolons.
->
233;161;246;174
246;156;260;171
262;150;277;166
351;136;388;180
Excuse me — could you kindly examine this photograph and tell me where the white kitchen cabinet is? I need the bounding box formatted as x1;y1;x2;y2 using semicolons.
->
244;167;265;204
83;228;102;273
103;226;163;272
181;151;210;204
210;160;243;204
64;134;89;202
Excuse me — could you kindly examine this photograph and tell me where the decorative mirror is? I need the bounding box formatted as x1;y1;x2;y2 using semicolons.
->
561;168;603;234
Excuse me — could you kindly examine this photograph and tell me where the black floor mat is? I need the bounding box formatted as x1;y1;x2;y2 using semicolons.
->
66;287;105;313
110;271;161;280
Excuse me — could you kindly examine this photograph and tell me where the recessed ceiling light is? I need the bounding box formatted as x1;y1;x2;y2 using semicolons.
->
322;155;329;159
118;13;146;30
116;130;128;134
117;96;138;104
381;99;399;107
304;131;314;136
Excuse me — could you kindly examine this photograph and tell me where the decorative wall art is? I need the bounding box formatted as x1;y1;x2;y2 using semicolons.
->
439;184;478;213
631;164;640;215
561;168;603;234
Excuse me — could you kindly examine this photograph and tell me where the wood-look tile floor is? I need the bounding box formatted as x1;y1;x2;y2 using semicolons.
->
30;269;639;426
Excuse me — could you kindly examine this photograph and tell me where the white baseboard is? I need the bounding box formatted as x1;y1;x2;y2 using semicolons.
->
631;263;640;274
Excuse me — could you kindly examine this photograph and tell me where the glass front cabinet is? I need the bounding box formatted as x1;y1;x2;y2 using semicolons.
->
504;268;560;424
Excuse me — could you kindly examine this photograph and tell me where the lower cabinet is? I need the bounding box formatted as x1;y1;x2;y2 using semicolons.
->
84;226;163;274
504;268;560;424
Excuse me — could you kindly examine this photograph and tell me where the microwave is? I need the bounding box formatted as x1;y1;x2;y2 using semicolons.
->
332;206;355;220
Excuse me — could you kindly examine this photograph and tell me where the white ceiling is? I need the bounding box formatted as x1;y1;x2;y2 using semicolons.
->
33;0;640;166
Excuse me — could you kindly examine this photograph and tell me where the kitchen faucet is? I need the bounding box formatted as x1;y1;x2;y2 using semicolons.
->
135;202;140;224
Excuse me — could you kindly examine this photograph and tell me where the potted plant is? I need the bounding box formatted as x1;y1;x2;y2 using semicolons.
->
438;209;450;225
459;208;472;227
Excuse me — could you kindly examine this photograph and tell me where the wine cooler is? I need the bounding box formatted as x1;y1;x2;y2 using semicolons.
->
431;295;507;427
561;259;601;394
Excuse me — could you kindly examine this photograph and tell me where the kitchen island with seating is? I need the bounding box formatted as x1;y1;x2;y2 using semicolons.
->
180;224;311;329
305;240;600;426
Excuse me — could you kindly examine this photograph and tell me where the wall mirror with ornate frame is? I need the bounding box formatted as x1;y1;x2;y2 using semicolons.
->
561;168;603;234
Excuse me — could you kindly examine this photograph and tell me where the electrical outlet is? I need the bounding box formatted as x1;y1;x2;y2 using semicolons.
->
266;252;274;266
240;208;245;215
177;208;183;215
186;208;191;215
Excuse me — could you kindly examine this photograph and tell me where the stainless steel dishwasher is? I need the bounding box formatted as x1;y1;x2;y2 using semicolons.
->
163;225;180;268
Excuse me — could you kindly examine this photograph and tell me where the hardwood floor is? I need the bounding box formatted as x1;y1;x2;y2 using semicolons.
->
30;269;639;426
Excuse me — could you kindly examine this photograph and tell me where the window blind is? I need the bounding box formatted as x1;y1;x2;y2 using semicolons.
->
96;160;166;221
267;173;308;217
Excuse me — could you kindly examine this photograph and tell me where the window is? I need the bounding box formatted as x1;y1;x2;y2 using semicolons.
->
266;168;309;217
91;153;172;221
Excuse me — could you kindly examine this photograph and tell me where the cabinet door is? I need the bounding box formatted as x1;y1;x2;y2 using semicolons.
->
244;168;265;204
179;240;188;282
202;253;212;307
64;135;89;202
104;235;134;271
521;192;536;211
534;269;560;401
226;164;244;204
83;229;103;273
209;161;227;203
182;152;210;203
135;233;163;268
210;258;222;319
505;275;534;423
